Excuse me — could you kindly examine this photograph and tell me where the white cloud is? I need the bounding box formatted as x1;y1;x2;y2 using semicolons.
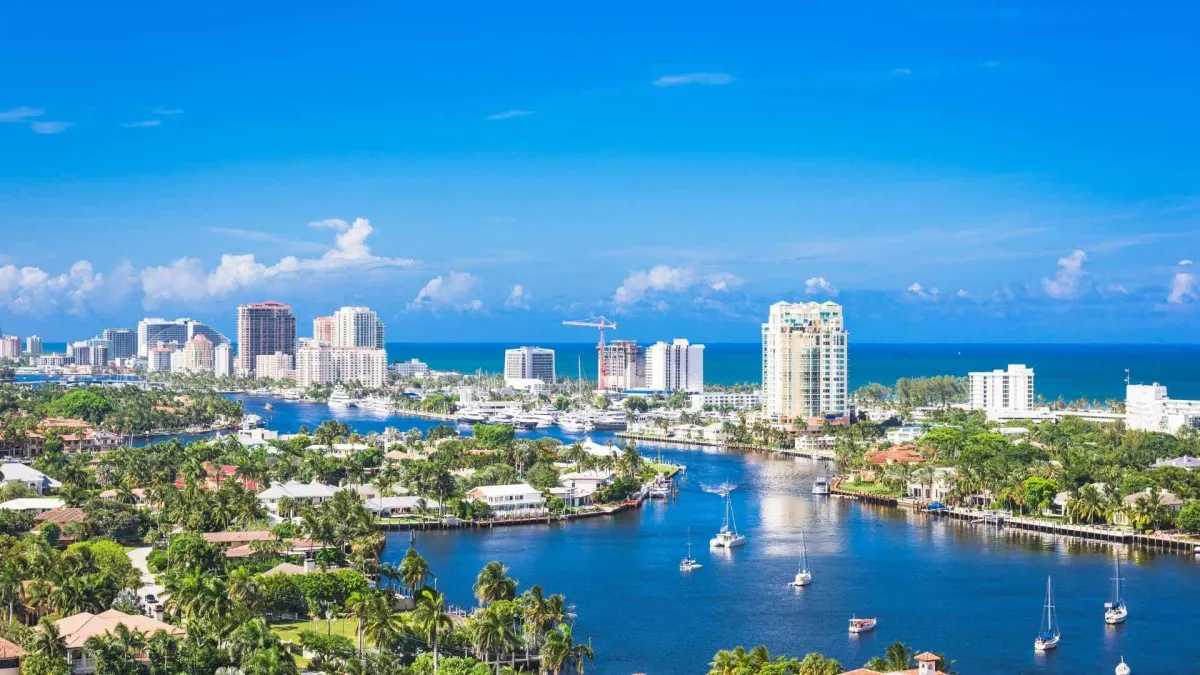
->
906;282;940;300
0;106;44;122
1180;259;1194;266
613;265;695;305
122;120;162;128
1106;284;1129;295
485;110;534;121
0;260;130;314
893;68;914;75
1168;272;1198;304
804;276;839;296
1041;249;1087;299
151;108;184;115
707;272;742;292
142;217;415;306
409;271;481;311
30;121;71;135
504;284;530;309
956;289;970;298
653;73;734;87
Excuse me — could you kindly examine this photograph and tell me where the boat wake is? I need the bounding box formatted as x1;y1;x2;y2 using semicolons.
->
699;482;739;496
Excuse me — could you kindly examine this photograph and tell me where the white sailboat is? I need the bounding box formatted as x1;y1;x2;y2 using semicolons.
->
1034;576;1061;651
788;531;813;587
680;528;702;571
1104;553;1128;625
710;487;746;548
1115;657;1130;675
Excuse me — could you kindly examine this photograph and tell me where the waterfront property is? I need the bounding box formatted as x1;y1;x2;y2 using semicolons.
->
906;468;957;503
0;462;61;494
466;483;547;516
762;300;848;423
55;609;184;674
256;479;341;513
968;363;1036;419
1126;382;1200;434
365;495;442;518
1112;488;1185;526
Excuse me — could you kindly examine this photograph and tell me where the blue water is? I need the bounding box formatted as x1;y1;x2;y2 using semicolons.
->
386;343;1200;401
216;397;1199;674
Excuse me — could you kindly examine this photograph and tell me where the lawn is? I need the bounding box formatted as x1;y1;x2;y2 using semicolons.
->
646;462;679;476
272;616;364;646
843;482;904;498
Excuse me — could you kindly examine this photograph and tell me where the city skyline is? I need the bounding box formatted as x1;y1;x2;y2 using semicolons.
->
3;3;1200;342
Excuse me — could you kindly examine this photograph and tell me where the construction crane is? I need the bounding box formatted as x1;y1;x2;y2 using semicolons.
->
562;317;618;389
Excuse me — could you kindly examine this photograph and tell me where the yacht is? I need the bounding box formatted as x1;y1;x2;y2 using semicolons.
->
327;389;356;408
648;474;671;498
1115;657;1130;675
709;488;747;548
848;617;876;634
588;412;627;431
812;477;830;495
1034;576;1061;652
511;414;541;431
788;531;813;587
558;414;591;432
456;410;488;424
360;395;394;414
531;410;559;428
679;528;702;572
1104;554;1127;625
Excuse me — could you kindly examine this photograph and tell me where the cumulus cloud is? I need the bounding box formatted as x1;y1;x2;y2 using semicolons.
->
1168;272;1198;304
504;284;530;309
1041;249;1087;299
613;265;695;305
956;289;970;298
707;272;742;292
653;73;734;87
1106;284;1129;295
906;282;940;300
0;106;44;122
0;260;131;314
30;121;71;135
409;272;481;311
142;217;415;307
1180;259;1194;266
485;110;534;121
804;276;838;296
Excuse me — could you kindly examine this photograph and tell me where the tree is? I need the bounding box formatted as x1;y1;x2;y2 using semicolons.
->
1022;477;1059;513
797;652;844;675
473;561;517;606
541;623;592;675
623;397;648;413
468;603;517;673
411;588;454;674
1179;501;1200;534
399;547;431;595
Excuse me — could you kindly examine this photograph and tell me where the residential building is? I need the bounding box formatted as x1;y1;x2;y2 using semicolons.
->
36;353;64;368
254;352;294;381
365;496;442;518
257;480;341;512
214;343;235;378
332;306;386;348
1113;488;1185;526
295;345;387;387
600;340;645;390
688;389;763;412
146;346;174;373
24;335;42;355
1126;383;1200;435
0;336;19;359
312;315;335;344
466;483;547;517
236;302;296;376
505;378;549;394
55;609;184;674
969;364;1035;418
0;636;21;674
885;426;924;445
0;463;61;494
645;338;704;393
504;346;556;385
137;318;186;357
842;652;947;675
100;328;137;359
169;349;187;374
0;497;66;514
907;467;957;503
1152;455;1200;470
68;342;106;368
391;358;430;378
181;335;215;374
15;418;121;456
762;301;848;422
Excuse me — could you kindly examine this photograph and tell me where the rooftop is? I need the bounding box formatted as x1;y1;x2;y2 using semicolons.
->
55;609;184;649
0;497;65;511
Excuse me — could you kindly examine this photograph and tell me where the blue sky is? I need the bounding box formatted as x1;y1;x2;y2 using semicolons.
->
2;1;1199;343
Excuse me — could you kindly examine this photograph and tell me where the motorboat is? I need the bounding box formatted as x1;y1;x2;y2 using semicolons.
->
1034;576;1061;651
327;389;356;408
680;528;702;572
788;531;813;587
812;477;830;495
455;410;488;424
709;487;746;548
360;395;394;414
848;617;876;634
511;414;540;430
1104;553;1127;625
648;474;672;498
558;415;591;432
1115;657;1130;675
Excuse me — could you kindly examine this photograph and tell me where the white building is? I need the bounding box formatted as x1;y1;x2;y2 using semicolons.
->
25;335;43;355
332;306;386;348
137;318;228;358
256;480;341;512
255;352;295;381
466;483;546;517
214;343;235;378
885;425;924;445
295;345;387;387
689;389;764;411
1126;383;1200;434
600;340;645;390
968;364;1035;418
147;346;175;373
0;463;61;494
504;346;556;385
644;339;704;393
37;353;65;368
762;301;848;422
391;358;429;378
181;335;215;374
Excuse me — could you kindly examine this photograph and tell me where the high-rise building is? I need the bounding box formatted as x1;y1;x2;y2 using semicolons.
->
0;336;20;359
147;346;174;373
137;318;227;357
312;316;335;345
181;335;216;374
332;306;385;348
254;352;295;381
101;328;137;360
391;358;430;378
237;302;297;377
504;347;556;385
1126;383;1200;434
762;301;848;422
600;340;645;390
25;336;42;355
645;339;705;393
969;364;1035;416
296;345;387;388
214;343;235;378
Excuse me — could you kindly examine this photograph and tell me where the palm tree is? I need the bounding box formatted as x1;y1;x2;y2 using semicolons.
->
469;604;517;674
882;641;914;671
360;591;402;652
28;616;69;661
399;547;431;595
242;646;299;675
521;584;551;645
411;588;454;673
474;561;518;606
796;652;844;675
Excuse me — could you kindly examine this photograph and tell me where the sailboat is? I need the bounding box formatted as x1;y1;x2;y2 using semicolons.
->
1115;657;1130;675
709;487;746;548
1034;576;1061;652
680;528;702;571
788;531;813;587
1104;553;1128;625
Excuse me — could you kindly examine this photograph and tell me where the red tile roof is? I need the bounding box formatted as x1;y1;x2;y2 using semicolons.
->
34;508;88;525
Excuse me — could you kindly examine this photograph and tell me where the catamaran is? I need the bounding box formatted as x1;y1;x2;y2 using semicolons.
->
1105;553;1128;625
848;617;876;634
710;487;746;548
680;528;702;571
788;531;813;587
1034;576;1061;651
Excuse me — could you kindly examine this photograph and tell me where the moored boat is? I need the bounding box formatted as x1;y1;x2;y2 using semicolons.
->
788;531;813;587
680;528;702;572
1104;553;1127;625
848;617;876;634
1034;576;1061;651
812;477;830;495
710;487;746;548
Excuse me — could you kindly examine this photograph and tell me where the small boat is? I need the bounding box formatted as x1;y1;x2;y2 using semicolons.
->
1034;576;1061;652
848;617;876;634
680;528;702;572
1104;553;1127;625
710;487;746;548
788;531;813;587
1115;657;1130;675
812;477;830;495
648;474;671;498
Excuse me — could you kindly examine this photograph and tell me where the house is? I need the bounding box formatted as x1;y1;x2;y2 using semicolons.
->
34;508;88;537
263;559;322;576
885;425;924;445
365;496;441;518
256;480;341;512
702;423;727;443
865;444;926;466
547;485;596;508
0;497;65;514
1112;488;1185;527
1152;455;1200;470
54;609;184;674
794;433;836;456
200;531;328;558
5;418;122;458
558;469;614;491
907;468;957;503
305;443;373;457
843;651;947;675
97;487;150;507
0;463;61;495
466;483;546;517
0;637;22;675
1050;482;1109;517
172;463;259;491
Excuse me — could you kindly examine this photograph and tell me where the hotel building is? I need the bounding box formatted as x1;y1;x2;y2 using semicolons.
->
645;338;704;393
968;364;1035;418
295;345;387;387
761;301;848;422
504;346;556;385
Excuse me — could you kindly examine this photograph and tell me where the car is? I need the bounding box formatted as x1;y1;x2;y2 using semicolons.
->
143;594;158;604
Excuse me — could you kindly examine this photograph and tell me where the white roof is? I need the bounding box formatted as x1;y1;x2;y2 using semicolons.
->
257;480;341;500
560;469;614;481
307;443;372;453
0;463;62;488
469;483;543;498
365;496;441;511
0;497;65;510
580;438;620;456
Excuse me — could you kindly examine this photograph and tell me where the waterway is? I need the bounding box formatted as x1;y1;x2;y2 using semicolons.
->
215;396;1200;674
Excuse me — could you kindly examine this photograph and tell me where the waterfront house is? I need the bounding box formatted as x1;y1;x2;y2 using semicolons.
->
0;463;61;494
0;638;22;675
794;433;836;455
3;418;122;458
34;508;88;540
558;469;614;491
906;468;957;503
256;480;341;513
843;651;947;675
1152;455;1200;470
306;442;373;457
866;444;926;466
54;609;184;674
365;496;441;518
200;530;328;558
547;485;595;508
580;439;621;458
702;422;727;442
1112;488;1185;527
467;483;546;517
0;497;65;514
885;425;924;445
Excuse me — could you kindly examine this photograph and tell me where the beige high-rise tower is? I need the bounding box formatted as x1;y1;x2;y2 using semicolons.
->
761;301;848;422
